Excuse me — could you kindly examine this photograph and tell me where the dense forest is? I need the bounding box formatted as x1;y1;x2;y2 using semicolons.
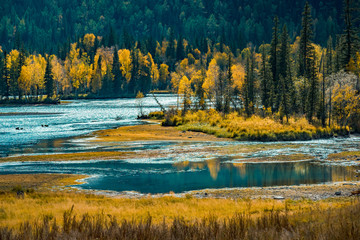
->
0;0;359;132
0;0;346;53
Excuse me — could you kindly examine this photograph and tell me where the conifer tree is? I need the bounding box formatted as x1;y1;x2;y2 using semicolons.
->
0;52;5;98
299;2;315;115
224;54;233;114
17;48;25;99
278;24;293;120
2;51;10;99
44;57;54;98
340;0;360;69
166;29;176;69
319;52;326;126
260;45;272;110
176;36;185;61
306;49;319;123
299;1;314;79
326;37;334;126
244;52;256;116
269;16;280;111
112;48;123;96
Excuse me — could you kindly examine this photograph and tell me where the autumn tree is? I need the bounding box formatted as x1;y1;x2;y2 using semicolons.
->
158;63;169;89
178;75;192;115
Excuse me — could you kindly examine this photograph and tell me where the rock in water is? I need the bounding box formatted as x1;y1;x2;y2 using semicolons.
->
273;196;285;200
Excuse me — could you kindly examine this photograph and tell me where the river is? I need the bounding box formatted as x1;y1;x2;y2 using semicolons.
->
0;95;359;194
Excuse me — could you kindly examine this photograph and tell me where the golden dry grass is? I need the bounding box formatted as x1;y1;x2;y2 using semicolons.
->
0;190;355;229
0;151;133;162
93;123;224;142
0;174;86;191
171;110;342;141
328;151;360;161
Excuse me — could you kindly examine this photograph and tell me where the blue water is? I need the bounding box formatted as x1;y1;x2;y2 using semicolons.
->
0;158;357;194
1;96;359;194
0;95;177;156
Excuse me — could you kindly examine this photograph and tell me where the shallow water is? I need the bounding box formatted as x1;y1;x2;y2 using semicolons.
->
1;97;360;194
0;95;177;156
0;158;358;194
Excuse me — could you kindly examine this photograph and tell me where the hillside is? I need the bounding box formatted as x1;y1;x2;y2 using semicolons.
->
0;0;344;53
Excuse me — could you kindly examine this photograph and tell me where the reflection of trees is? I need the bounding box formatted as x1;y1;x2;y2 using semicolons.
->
173;159;357;187
173;159;221;180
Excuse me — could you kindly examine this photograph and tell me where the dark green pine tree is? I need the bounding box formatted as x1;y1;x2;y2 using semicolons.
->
326;36;334;126
319;52;326;126
244;52;256;117
112;48;123;96
0;52;5;98
259;45;272;111
107;26;116;47
17;48;25;99
138;60;152;95
334;35;342;72
278;24;293;121
44;57;54;98
166;29;176;70
128;48;139;96
176;36;185;61
8;55;20;99
299;2;314;115
224;54;233;114
269;16;280;112
299;1;314;79
2;51;10;99
306;49;319;123
340;0;360;69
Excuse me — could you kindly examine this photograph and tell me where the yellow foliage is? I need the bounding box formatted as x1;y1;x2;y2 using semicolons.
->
118;49;132;82
18;54;46;94
203;58;219;97
147;53;159;83
82;33;95;52
232;63;245;90
159;63;169;85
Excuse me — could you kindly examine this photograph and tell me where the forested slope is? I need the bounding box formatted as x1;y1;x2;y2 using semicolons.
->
0;0;344;53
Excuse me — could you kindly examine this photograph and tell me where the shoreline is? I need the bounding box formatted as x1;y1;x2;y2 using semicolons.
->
1;173;359;202
0;123;359;204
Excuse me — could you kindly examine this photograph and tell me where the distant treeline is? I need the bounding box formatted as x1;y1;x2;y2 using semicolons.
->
0;0;349;54
0;1;359;131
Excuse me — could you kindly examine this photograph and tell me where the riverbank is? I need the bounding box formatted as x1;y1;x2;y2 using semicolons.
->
1;173;360;240
163;110;349;141
0;174;358;228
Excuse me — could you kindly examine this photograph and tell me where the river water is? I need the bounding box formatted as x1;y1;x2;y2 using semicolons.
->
0;96;359;194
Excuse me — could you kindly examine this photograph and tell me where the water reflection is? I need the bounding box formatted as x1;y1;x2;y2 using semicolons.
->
1;158;357;194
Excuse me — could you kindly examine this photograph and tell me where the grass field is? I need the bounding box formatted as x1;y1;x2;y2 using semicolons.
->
0;190;359;239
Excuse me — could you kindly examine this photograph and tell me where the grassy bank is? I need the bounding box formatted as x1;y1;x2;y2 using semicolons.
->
0;194;358;239
0;151;133;162
93;123;222;142
162;110;346;141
